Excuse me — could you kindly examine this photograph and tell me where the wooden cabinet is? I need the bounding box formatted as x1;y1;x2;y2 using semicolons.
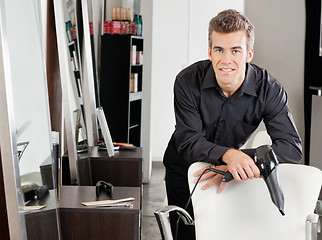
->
90;146;142;187
41;146;142;188
24;190;60;240
59;186;141;240
100;35;143;147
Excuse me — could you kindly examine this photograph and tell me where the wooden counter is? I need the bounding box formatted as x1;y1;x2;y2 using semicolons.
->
59;185;141;240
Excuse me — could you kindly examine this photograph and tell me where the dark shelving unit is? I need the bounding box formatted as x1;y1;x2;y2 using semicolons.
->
100;34;143;147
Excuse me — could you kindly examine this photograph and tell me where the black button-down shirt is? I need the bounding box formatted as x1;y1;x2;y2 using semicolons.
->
164;60;302;168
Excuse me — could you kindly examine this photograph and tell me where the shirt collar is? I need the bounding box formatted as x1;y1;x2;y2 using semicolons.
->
201;62;257;97
237;63;257;97
201;63;218;89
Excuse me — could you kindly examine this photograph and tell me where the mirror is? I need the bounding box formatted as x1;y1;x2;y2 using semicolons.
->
0;0;61;238
54;0;94;185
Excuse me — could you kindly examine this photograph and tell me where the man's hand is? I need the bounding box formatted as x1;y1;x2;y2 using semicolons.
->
222;149;260;181
193;164;228;194
192;149;260;194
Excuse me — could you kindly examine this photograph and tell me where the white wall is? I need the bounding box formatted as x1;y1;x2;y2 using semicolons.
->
244;0;305;155
188;1;244;63
150;0;189;162
151;1;244;161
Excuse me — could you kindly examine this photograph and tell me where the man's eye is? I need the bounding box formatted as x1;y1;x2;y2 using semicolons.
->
233;50;240;54
215;49;222;53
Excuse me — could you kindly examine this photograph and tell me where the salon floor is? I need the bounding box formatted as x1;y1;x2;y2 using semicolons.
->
142;162;166;240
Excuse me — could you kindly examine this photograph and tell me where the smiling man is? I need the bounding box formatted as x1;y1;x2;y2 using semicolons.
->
163;9;302;240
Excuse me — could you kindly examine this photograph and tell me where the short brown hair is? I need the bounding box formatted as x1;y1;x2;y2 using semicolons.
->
208;9;255;51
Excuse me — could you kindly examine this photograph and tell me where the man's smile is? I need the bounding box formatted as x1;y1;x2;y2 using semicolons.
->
219;68;235;74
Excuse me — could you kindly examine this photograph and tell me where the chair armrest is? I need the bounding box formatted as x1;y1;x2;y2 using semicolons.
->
154;205;194;240
306;213;320;240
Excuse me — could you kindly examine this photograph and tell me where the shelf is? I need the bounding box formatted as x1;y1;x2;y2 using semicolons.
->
129;124;140;129
131;35;143;40
309;86;322;96
129;92;142;101
131;64;143;67
100;34;143;146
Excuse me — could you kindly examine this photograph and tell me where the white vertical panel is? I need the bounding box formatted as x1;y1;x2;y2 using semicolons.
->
141;0;153;182
151;0;189;161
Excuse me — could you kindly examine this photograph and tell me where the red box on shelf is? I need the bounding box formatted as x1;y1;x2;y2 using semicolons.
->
103;21;136;35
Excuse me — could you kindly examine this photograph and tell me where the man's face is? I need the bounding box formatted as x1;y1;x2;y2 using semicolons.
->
208;30;253;97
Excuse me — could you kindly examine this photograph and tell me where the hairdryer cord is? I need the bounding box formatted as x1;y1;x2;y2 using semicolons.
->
174;167;231;240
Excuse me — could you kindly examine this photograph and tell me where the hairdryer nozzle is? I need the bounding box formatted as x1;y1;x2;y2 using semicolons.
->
255;145;285;216
265;168;285;215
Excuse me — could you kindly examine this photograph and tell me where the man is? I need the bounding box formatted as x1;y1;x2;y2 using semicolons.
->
163;9;302;240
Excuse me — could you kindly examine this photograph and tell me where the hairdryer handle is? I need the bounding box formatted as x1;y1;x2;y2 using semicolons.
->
208;167;234;182
222;171;234;182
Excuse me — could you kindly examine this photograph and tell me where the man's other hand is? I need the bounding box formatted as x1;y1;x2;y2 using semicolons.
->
222;149;260;181
193;164;228;194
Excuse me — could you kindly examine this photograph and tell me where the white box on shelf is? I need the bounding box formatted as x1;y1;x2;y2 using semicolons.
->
131;45;136;65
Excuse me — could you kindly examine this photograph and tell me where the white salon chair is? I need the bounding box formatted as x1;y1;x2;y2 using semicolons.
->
155;162;322;240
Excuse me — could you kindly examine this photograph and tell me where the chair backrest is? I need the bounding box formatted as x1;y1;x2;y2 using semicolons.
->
251;130;272;147
240;130;272;149
188;162;322;240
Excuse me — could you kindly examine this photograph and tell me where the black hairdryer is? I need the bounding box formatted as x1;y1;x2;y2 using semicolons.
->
209;145;285;215
255;145;285;216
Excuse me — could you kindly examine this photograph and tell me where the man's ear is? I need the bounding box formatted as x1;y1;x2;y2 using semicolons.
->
246;48;254;62
208;46;212;60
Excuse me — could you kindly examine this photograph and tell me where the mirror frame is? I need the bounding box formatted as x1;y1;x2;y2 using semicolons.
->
81;0;98;146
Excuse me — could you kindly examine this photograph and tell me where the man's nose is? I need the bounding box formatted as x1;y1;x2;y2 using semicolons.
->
221;52;232;64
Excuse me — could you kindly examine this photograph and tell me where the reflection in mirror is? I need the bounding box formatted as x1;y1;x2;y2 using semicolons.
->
64;0;88;152
54;0;92;185
0;0;61;238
